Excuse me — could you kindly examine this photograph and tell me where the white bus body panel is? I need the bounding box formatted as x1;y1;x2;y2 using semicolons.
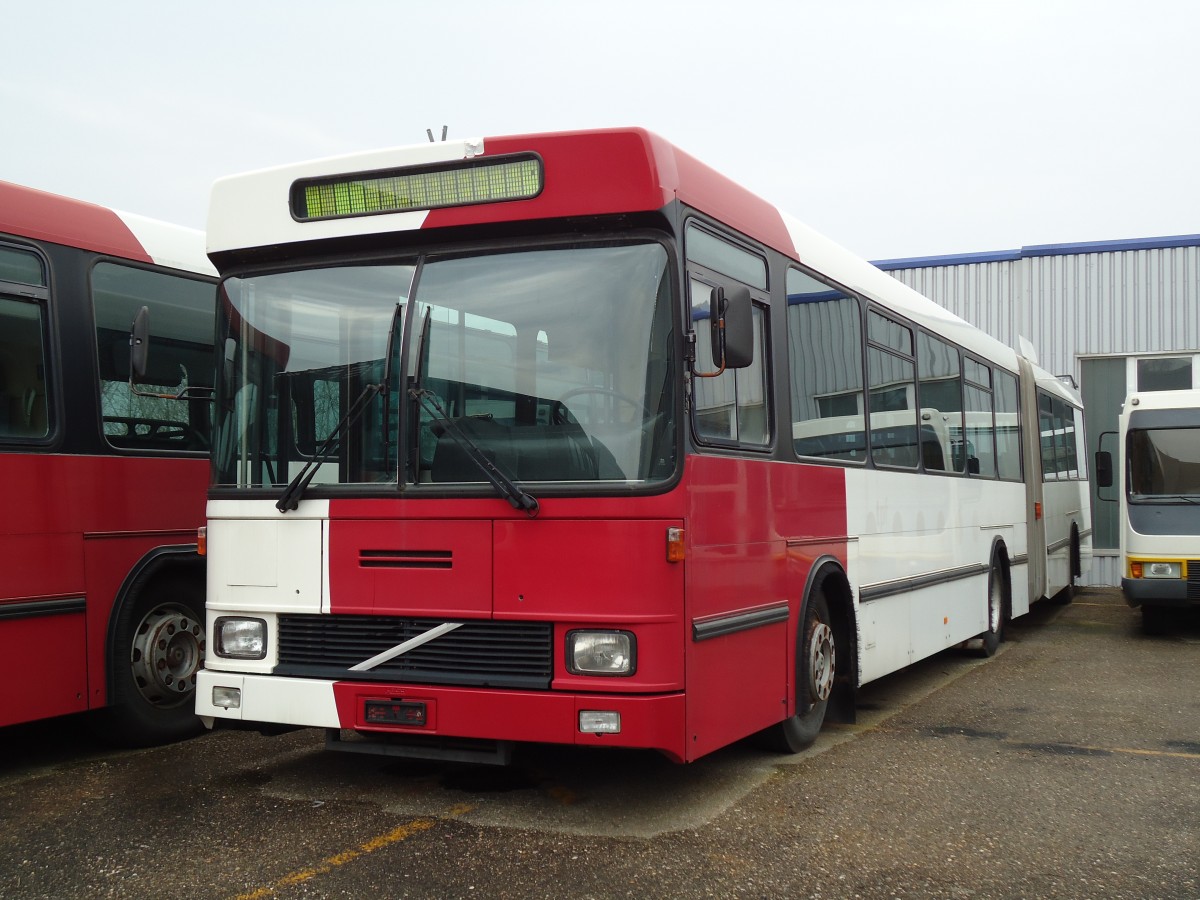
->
848;469;1026;685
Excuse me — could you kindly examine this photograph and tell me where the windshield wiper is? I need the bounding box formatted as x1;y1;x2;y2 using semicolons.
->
410;388;539;517
276;380;383;512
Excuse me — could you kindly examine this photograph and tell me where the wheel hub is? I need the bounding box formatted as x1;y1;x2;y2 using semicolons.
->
130;606;205;706
807;621;835;703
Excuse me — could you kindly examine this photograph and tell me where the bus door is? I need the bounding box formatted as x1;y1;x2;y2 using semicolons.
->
1018;356;1047;602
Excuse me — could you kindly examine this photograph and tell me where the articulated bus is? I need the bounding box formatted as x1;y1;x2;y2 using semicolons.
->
1098;389;1200;632
196;129;1090;763
0;180;215;744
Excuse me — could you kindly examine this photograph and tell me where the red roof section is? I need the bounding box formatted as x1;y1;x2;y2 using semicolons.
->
426;128;797;258
0;180;152;263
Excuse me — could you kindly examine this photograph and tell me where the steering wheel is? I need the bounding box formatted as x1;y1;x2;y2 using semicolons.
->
551;387;651;425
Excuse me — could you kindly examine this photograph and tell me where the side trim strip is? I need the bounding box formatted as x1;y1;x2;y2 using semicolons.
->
1010;554;1029;568
0;596;87;621
693;603;790;642
859;563;990;603
786;535;858;547
1047;536;1072;554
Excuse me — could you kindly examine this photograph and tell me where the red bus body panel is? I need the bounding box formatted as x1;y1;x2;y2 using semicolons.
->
0;453;208;727
315;456;848;761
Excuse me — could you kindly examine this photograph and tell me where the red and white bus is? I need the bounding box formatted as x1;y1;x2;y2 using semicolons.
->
0;180;216;744
196;129;1089;763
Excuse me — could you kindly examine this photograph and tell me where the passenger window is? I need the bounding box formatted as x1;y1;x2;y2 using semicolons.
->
994;369;1022;480
868;311;917;468
1038;392;1057;479
92;263;215;452
917;332;962;472
964;360;996;478
0;245;51;441
787;268;865;462
0;297;51;440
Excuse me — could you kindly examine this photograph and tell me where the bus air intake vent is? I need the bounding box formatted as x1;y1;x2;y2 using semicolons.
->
359;549;452;570
1188;562;1200;601
275;616;553;690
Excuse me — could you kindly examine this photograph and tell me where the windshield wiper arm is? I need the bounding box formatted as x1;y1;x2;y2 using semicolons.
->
277;303;404;513
277;381;383;512
410;388;539;517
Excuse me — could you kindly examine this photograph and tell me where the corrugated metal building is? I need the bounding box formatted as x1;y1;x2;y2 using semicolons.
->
876;235;1200;586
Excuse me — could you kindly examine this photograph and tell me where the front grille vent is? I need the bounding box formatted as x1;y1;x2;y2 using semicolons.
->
276;615;553;690
359;549;452;570
1188;561;1200;601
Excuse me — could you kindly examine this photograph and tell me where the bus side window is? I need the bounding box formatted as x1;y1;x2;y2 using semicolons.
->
964;358;996;478
917;331;963;473
685;225;771;448
690;276;770;445
0;298;51;439
0;245;51;441
787;267;865;462
994;369;1022;480
92;263;214;452
867;311;918;469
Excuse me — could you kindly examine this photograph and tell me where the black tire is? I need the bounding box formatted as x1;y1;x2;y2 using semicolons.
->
97;575;206;747
756;584;836;753
1142;604;1173;636
972;557;1005;657
1049;531;1080;605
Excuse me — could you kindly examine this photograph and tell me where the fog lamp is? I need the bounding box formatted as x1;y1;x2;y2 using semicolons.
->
1145;561;1181;579
212;686;242;709
567;631;635;675
215;617;268;659
579;711;621;734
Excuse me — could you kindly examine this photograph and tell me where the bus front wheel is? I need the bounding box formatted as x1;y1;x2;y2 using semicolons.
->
968;557;1006;657
756;585;835;753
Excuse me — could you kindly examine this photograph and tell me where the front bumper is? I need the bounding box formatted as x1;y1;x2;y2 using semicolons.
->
197;670;687;761
1120;577;1191;609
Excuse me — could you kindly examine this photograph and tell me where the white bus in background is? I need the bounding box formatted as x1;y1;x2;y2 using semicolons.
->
1098;389;1200;632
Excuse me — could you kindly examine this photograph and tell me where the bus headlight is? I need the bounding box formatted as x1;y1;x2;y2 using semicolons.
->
215;617;268;659
567;631;635;676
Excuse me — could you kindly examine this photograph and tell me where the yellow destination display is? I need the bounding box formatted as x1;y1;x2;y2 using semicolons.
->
294;156;542;220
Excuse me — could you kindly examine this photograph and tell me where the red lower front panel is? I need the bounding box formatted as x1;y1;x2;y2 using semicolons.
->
331;681;689;762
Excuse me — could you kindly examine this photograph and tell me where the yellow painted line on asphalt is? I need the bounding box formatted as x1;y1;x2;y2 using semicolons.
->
232;802;475;900
1106;746;1200;760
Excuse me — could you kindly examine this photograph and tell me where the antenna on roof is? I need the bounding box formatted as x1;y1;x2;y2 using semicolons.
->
426;126;449;143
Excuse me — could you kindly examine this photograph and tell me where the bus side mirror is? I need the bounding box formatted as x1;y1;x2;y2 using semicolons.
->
709;285;754;370
130;305;150;382
1095;449;1113;489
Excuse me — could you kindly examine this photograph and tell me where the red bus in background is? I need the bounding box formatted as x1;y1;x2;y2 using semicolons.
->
0;181;216;744
196;129;1089;764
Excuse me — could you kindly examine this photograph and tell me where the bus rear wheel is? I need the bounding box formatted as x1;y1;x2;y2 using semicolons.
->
98;575;206;746
756;586;835;753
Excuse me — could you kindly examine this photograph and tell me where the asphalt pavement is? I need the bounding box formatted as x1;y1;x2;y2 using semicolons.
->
0;587;1196;899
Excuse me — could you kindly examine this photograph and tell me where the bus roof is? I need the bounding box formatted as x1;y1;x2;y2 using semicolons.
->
0;179;214;277
206;127;1043;376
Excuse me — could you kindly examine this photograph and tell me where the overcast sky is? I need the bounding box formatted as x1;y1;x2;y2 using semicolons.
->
4;1;1197;262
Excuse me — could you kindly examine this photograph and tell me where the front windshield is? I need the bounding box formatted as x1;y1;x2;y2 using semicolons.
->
212;241;676;493
1127;427;1200;500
